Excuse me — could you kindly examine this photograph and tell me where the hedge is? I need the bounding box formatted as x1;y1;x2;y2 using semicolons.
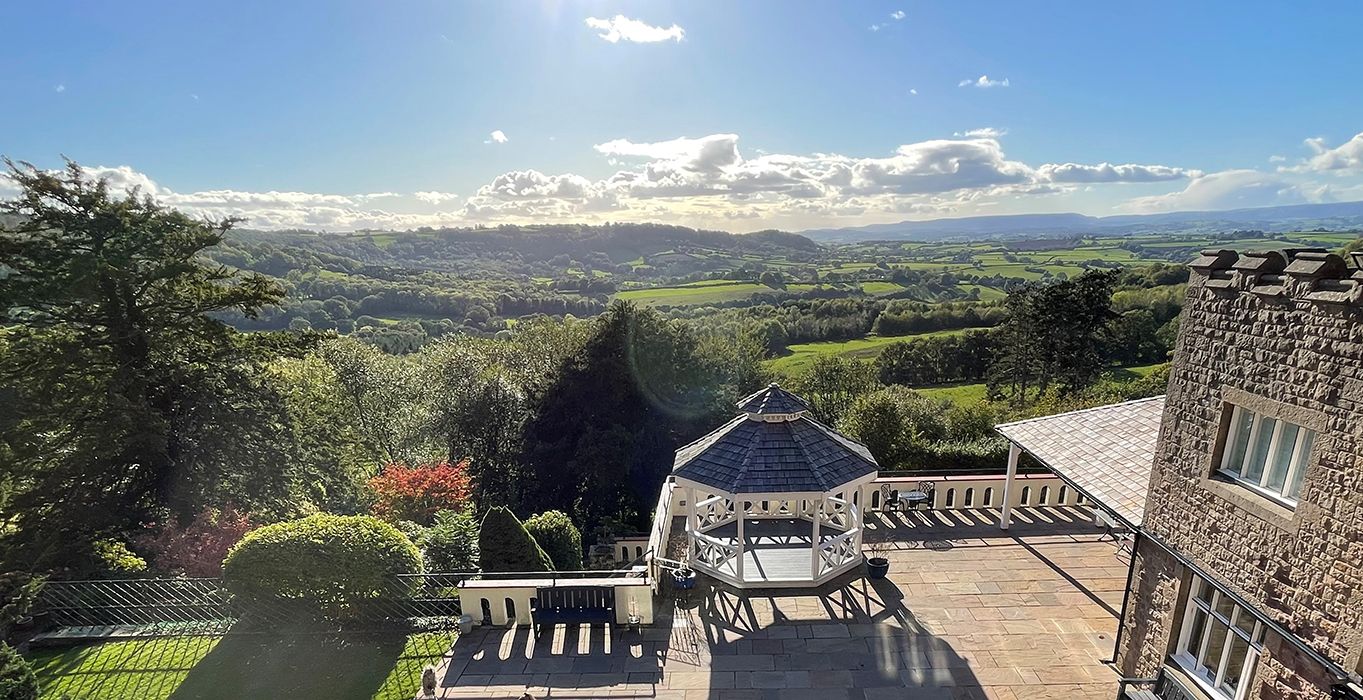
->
222;514;422;618
478;507;553;573
0;643;37;700
524;511;583;570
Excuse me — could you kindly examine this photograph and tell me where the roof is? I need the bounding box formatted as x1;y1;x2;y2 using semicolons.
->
995;396;1165;527
737;383;811;415
672;410;878;495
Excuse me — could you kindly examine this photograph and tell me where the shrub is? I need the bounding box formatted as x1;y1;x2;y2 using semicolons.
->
419;509;479;572
0;643;37;700
137;506;254;577
368;460;472;525
92;540;146;576
222;514;421;617
524;511;583;570
0;574;44;638
477;507;552;573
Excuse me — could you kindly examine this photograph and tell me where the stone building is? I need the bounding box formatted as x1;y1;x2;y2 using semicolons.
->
1116;248;1363;700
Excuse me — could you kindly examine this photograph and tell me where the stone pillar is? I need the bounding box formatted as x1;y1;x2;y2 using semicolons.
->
1001;443;1021;530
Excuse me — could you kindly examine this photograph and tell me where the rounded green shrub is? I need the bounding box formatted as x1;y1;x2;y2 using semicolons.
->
0;643;38;700
478;507;553;573
419;508;480;572
222;514;421;617
524;510;583;570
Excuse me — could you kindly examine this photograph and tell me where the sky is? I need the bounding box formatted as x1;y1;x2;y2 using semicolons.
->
3;0;1363;233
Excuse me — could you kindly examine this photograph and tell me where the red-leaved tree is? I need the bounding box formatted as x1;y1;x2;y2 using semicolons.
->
368;460;473;524
138;506;255;577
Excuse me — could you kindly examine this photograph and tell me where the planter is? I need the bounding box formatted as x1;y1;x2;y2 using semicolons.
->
866;556;890;579
672;568;697;590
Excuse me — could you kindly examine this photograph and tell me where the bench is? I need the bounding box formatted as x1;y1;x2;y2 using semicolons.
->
531;585;615;638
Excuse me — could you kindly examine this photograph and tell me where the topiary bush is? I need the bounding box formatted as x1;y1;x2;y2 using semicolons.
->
0;643;38;700
222;514;421;618
524;510;583;570
477;507;553;573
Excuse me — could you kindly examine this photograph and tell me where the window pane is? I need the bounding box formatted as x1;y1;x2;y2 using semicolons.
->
1219;635;1252;693
1266;423;1299;492
1201;618;1230;679
1224;407;1254;477
1193;578;1213;605
1243;417;1277;483
1183;608;1209;658
1213;592;1236;622
1287;431;1314;499
1232;607;1256;637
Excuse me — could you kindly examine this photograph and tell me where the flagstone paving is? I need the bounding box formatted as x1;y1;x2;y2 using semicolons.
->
434;506;1127;699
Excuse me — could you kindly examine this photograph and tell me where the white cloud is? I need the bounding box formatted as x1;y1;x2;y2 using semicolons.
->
1268;155;1287;164
957;128;1007;139
584;15;684;43
1038;162;1198;183
413;191;459;205
1282;131;1363;173
594;134;740;173
908;88;918;96
1121;169;1308;212
891;10;906;20
54;84;65;93
869;24;883;31
958;75;1010;88
486;130;509;144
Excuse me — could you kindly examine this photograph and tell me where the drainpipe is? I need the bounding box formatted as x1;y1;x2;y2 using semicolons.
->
1108;529;1141;667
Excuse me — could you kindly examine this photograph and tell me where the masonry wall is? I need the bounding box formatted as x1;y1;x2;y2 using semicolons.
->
1119;249;1363;698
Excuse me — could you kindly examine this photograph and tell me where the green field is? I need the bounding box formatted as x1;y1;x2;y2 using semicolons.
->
767;327;972;376
615;279;909;306
26;633;451;700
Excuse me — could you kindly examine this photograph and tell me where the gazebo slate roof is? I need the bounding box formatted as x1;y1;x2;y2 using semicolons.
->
737;383;811;415
672;409;879;495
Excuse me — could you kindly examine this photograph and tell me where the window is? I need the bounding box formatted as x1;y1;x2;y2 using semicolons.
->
1219;405;1314;504
1175;576;1266;700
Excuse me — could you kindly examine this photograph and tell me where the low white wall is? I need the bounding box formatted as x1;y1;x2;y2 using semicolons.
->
459;578;654;628
866;474;1085;511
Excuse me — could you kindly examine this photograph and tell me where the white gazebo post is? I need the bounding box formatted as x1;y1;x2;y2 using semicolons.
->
735;500;745;580
810;498;822;579
1001;442;1021;530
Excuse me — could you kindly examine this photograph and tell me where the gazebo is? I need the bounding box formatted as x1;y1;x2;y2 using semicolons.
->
671;384;879;588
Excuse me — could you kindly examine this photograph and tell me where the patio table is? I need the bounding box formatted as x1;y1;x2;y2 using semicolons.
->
902;490;930;510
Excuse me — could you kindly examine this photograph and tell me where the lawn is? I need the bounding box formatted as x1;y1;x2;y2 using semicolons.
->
26;632;452;700
915;381;989;404
614;280;778;306
767;328;972;376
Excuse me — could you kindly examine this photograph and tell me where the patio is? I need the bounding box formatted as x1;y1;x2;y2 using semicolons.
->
433;505;1128;699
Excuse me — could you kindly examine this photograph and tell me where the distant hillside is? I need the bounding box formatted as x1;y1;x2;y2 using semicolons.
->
799;201;1363;243
226;222;823;279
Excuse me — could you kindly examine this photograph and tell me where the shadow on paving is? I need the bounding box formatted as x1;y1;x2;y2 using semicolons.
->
441;621;668;695
670;573;985;700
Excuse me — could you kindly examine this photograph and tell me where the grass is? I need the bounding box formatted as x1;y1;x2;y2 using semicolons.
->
26;632;452;700
767;328;971;376
915;381;989;404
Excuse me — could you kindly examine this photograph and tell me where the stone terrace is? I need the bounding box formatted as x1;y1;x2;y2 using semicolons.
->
435;505;1127;699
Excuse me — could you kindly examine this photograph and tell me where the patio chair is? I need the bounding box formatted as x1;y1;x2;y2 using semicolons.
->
915;481;935;509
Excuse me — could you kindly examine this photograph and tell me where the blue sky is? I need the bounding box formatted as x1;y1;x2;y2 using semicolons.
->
3;1;1363;232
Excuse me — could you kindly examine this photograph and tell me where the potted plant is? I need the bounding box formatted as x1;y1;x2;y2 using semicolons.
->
672;566;696;590
865;541;890;580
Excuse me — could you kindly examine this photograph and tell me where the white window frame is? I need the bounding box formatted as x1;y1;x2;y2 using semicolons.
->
1174;576;1265;700
1218;404;1314;507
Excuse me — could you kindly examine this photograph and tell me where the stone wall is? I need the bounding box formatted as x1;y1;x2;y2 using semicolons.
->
1119;248;1363;698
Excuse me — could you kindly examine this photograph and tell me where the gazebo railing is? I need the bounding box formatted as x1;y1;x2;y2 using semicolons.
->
691;530;738;570
817;528;861;576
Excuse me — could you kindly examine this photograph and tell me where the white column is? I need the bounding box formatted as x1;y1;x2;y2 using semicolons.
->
1001;443;1020;530
685;486;696;560
810;499;822;579
735;500;745;581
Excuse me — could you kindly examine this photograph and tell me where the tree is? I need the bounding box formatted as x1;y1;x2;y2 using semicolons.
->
791;355;880;425
0;160;287;568
477;507;553;573
838;386;947;468
987;270;1117;404
417;508;480;571
367;460;473;525
524;510;584;570
521;302;731;532
136;505;254;577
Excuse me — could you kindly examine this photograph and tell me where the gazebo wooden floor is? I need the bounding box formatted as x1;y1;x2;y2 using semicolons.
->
700;518;853;585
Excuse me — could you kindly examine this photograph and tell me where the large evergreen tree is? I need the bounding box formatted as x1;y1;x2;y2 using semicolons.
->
521;302;733;532
0;160;287;568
